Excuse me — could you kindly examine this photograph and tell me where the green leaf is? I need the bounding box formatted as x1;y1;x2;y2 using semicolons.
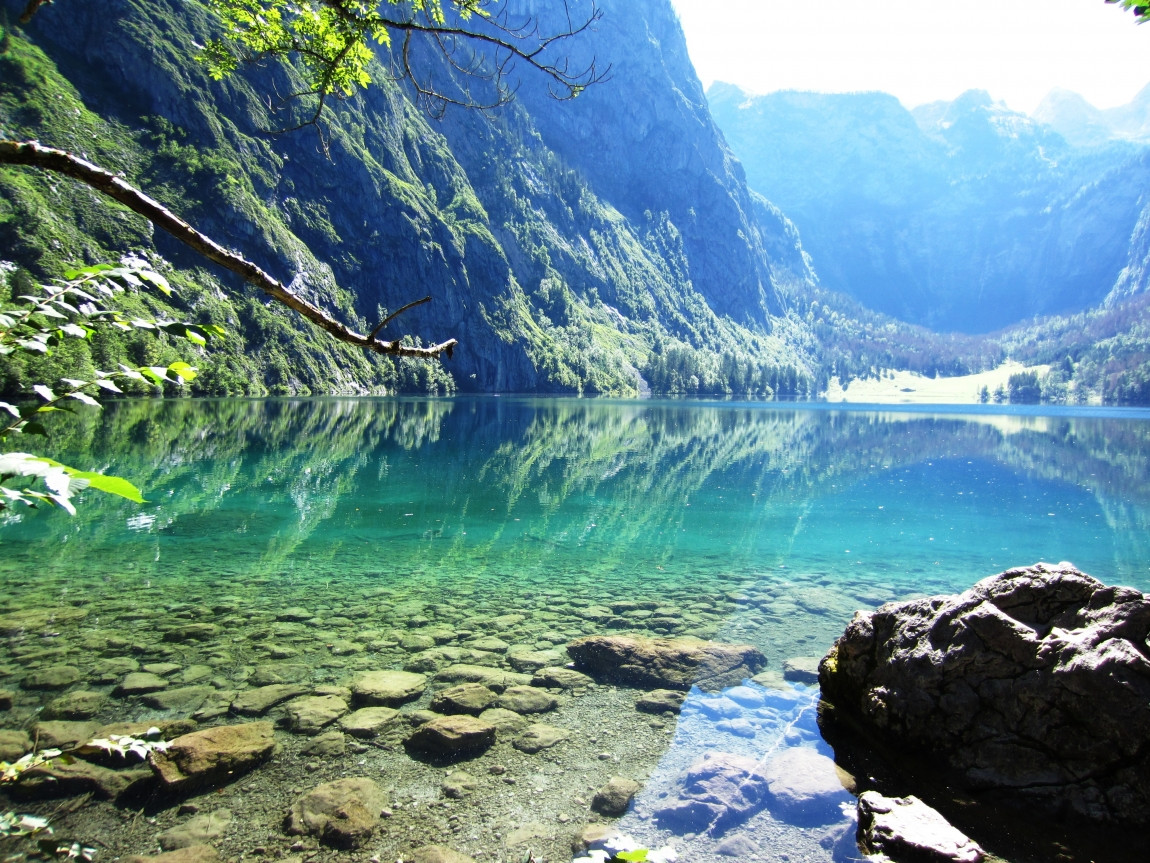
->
68;471;146;504
167;362;198;382
613;852;649;863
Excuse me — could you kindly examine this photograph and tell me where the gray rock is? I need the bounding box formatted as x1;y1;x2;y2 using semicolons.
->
654;752;769;835
820;562;1150;824
430;683;498;715
591;777;640;816
494;685;559;715
158;809;233;851
761;747;852;824
407;715;496;754
567;635;766;691
858;791;985;863
285;777;388;848
283;695;349;735
339;706;400;738
350;670;427;706
512;723;570;753
230;684;309;716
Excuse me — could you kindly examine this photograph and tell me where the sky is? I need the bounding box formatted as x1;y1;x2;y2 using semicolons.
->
669;0;1150;114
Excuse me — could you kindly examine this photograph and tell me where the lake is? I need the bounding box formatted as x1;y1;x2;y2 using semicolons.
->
2;397;1149;862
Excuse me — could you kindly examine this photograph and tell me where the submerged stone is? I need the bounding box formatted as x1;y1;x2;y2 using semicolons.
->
567;635;766;691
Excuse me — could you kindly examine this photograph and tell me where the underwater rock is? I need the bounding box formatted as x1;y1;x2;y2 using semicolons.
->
158;809;233;851
32;720;100;749
761;747;852;824
230;684;309;716
143;686;213;714
820;562;1150;824
512;722;571;753
406;715;496;754
283;695;349;735
150;721;277;791
477;707;528;737
0;688;13;710
857;792;985;863
15;757;153;801
506;648;567;672
351;670;428;706
161;623;219;643
339;706;400;738
285;776;388;848
591;776;640;816
432;664;531;691
124;845;220;863
635;689;687;714
23;664;81;690
430;683;498;715
0;728;32;760
781;656;821;684
0;607;87;635
567;635;766;691
494;685;560;715
301;729;346;757
41;690;107;720
531;666;594;690
409;846;478;863
654;752;770;835
442;769;478;798
114;672;170;696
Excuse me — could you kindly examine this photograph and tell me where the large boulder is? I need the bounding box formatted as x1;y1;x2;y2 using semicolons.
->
150;722;277;791
566;635;766;691
857;792;985;863
819;563;1150;824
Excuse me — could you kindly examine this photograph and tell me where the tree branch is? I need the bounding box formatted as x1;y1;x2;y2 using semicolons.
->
0;140;456;360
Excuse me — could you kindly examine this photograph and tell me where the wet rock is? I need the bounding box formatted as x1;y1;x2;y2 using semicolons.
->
285;777;388;848
820;562;1150;824
231;684;309;716
716;835;760;857
635;689;686;714
407;715;496;754
506;648;566;673
162;624;219;643
95;719;197;740
144;663;182;676
761;747;852;824
23;665;81;690
151;721;277;791
42;690;107;720
477;707;528;737
124;845;220;863
339;706;400;738
350;670;427;706
432;664;531;691
277;608;313;622
466;636;510;652
144;686;213;713
0;689;13;710
782;656;821;684
430;683;498;715
400;633;437;651
654;752;769;835
410;845;478;863
512;723;570;753
567;635;766;691
90;657;139;684
114;672;170;696
0;729;32;760
531;666;594;690
591;777;640;816
0;607;87;635
179;665;214;684
16;757;153;801
283;695;349;735
494;685;559;715
158;809;233;850
32;720;100;749
302;730;346;757
858;791;985;863
442;769;478;798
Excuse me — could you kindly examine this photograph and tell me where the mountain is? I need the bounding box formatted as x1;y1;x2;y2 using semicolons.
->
1034;84;1150;148
0;0;816;397
708;84;1150;334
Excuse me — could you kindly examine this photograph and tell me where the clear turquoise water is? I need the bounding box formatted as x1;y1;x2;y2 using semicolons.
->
3;397;1150;861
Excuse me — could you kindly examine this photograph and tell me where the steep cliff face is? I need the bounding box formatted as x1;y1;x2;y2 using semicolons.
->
0;0;816;396
709;84;1150;334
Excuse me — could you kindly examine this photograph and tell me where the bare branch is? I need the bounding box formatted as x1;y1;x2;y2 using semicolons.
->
18;0;51;24
368;295;432;341
0;140;456;360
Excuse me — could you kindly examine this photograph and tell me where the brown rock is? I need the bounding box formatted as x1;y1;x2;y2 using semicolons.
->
429;683;498;715
512;723;570;753
635;689;687;714
591;777;640;816
158;809;233;851
16;758;153;801
494;685;559;715
285;777;389;848
150;721;277;791
31;720;100;750
339;706;400;738
566;635;766;691
531;666;595;690
406;715;496;754
409;846;478;863
230;684;308;716
42;690;107;720
432;664;531;692
282;695;349;735
124;845;220;863
350;670;427;706
0;729;32;761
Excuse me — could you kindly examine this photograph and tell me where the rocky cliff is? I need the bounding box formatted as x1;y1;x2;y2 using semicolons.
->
0;0;816;396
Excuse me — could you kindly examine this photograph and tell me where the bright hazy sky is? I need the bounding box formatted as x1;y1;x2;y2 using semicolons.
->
669;0;1150;114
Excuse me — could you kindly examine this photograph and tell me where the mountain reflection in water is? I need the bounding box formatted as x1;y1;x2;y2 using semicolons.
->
1;397;1148;862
